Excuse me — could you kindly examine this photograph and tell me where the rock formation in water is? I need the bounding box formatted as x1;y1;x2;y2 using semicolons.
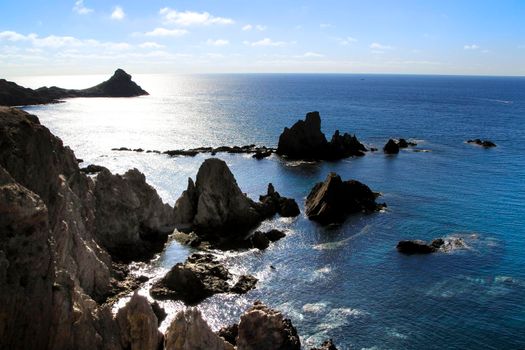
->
310;339;339;350
397;237;465;254
305;172;384;224
0;69;148;106
0;106;169;349
173;158;299;246
150;253;257;304
93;168;175;262
467;139;497;147
383;139;400;154
276;111;366;160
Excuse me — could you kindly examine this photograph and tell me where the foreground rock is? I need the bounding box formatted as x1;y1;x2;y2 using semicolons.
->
93;168;175;261
397;237;465;254
0;106;166;349
173;158;299;247
276;111;366;160
383;139;400;154
237;301;301;350
0;69;148;106
467;139;497;147
150;253;257;304
305;172;384;224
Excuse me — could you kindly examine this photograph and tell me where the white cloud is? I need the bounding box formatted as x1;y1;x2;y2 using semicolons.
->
111;6;125;20
206;39;229;46
242;24;253;31
139;42;165;49
0;31;30;41
242;24;266;31
464;44;479;50
301;52;325;58
245;38;287;47
159;8;234;26
370;42;393;50
73;0;93;15
145;28;189;37
338;36;358;45
256;25;267;31
0;31;132;50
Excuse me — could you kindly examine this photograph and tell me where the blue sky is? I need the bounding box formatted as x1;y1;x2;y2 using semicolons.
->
1;0;524;76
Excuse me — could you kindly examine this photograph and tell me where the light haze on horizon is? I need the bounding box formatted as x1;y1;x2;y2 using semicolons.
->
1;0;524;77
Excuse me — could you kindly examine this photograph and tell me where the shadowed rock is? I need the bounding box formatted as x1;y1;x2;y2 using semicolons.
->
467;139;497;147
277;111;366;160
310;339;339;350
305;172;384;224
397;237;466;254
383;139;399;154
0;69;148;106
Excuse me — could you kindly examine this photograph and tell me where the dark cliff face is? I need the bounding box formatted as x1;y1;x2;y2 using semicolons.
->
0;69;148;106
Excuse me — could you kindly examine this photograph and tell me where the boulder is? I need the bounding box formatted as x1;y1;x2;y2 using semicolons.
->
276;112;366;160
237;301;301;350
383;139;399;154
305;173;384;224
150;253;257;304
217;324;238;346
259;183;300;218
310;339;339;350
396;240;437;254
93;168;175;262
164;308;234;350
467;139;496;147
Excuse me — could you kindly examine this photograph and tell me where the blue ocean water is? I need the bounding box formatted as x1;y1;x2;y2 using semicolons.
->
21;74;525;349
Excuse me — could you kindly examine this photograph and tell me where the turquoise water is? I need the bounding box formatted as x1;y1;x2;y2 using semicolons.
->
22;74;525;349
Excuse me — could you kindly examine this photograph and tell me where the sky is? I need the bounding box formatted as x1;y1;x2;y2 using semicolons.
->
0;0;524;76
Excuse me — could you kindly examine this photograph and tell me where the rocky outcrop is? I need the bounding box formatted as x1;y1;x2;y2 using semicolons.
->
0;106;166;349
310;339;339;350
237;301;301;350
276;111;366;160
164;308;234;350
217;324;239;346
305;173;384;224
397;237;465;254
0;69;148;106
93;168;175;262
383;139;399;154
115;292;163;350
173;158;299;246
467;139;497;147
150;253;257;304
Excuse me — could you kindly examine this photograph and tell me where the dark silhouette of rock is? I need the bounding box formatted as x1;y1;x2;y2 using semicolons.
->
397;138;409;148
310;339;339;350
237;301;301;350
383;139;400;154
217;324;238;346
151;301;168;324
305;173;384;224
150;253;257;304
276;112;366;160
253;149;272;159
396;237;466;254
80;164;108;174
265;229;286;242
0;69;148;106
173;159;299;247
467;139;497;147
249;231;271;250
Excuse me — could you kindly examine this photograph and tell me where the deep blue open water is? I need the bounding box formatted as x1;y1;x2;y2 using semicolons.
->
20;74;525;349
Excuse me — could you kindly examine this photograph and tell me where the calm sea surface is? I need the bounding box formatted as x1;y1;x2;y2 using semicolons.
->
17;74;525;349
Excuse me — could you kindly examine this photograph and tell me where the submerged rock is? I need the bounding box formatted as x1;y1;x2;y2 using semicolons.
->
305;172;384;224
173;159;299;246
0;69;148;106
467;139;497;147
237;301;301;350
383;139;400;154
150;253;257;304
164;308;234;350
276;111;366;160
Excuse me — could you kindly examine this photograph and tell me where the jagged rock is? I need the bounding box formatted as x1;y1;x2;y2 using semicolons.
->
265;229;286;242
237;301;301;350
249;231;270;250
305;173;384;224
164;308;234;350
0;69;148;106
116;292;162;350
174;159;299;246
217;324;238;346
397;138;409;148
276;111;366;160
150;253;257;304
151;301;168;323
93;168;175;262
397;237;465;254
253;149;272;159
310;339;339;350
383;139;400;154
80;164;108;174
467;139;497;147
231;275;258;294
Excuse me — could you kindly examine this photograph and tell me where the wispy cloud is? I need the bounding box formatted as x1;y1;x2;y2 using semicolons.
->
464;44;479;50
320;23;333;29
206;39;229;46
0;31;132;50
111;6;125;20
244;38;288;47
139;42;165;49
73;0;93;15
370;42;393;50
301;52;325;58
159;8;234;26
242;24;267;31
144;28;189;37
338;36;358;45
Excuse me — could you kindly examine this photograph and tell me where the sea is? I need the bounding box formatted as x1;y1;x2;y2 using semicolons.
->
14;73;525;349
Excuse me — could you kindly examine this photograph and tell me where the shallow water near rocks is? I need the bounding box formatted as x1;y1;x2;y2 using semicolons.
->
19;73;525;349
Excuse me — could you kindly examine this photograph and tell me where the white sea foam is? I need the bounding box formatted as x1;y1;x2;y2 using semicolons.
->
302;302;329;313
